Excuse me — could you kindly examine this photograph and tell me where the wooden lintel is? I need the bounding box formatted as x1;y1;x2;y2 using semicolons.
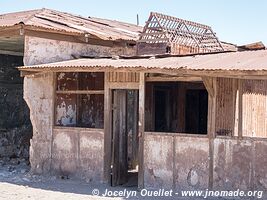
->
146;76;202;82
20;71;42;77
55;90;104;95
0;50;23;56
106;82;139;89
202;77;215;97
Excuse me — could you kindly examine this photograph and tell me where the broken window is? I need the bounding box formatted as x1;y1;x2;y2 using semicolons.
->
55;72;104;128
145;82;208;134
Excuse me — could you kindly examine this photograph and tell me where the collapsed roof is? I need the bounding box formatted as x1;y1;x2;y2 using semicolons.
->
138;12;224;53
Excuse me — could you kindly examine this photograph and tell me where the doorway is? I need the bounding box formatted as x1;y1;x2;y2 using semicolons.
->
111;89;139;187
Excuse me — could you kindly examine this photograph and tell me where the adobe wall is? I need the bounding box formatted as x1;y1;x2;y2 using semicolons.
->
143;133;267;191
24;35;136;65
144;133;209;190
23;35;127;180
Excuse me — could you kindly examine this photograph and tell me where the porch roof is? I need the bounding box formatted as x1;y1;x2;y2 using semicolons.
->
19;50;267;76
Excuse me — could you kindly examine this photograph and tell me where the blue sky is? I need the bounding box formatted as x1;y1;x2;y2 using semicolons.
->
0;0;266;45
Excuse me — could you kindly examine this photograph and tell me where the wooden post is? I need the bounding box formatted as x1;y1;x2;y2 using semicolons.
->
206;77;217;189
103;72;112;183
138;72;145;189
238;79;243;138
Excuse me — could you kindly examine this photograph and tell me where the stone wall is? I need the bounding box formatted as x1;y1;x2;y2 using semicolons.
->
0;54;31;159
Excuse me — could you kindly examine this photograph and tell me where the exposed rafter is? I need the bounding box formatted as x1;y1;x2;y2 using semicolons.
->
138;12;224;54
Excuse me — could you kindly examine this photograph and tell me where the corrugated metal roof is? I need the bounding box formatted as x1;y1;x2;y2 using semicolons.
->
0;8;142;41
19;50;267;72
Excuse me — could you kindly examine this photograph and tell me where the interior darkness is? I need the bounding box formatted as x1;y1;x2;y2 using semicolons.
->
145;82;208;134
185;89;208;134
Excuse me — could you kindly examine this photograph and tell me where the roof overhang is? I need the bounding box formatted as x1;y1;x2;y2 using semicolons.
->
18;50;267;79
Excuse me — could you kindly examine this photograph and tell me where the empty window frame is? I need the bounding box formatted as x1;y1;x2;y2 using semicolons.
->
55;72;104;128
145;82;208;134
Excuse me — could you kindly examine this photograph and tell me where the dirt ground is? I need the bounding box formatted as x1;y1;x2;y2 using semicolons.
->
0;159;251;200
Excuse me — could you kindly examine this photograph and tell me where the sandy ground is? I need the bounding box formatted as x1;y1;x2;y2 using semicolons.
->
0;159;258;200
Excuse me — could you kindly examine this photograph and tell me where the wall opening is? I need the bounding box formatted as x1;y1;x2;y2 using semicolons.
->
0;54;32;160
111;89;139;187
145;81;208;134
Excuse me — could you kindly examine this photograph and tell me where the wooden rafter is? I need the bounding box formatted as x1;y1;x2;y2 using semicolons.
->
138;12;224;53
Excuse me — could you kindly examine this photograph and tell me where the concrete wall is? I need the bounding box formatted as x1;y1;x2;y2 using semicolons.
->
24;35;136;65
144;133;209;190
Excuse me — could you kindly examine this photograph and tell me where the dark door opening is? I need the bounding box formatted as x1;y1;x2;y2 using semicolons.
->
111;90;139;187
185;89;208;134
154;88;170;132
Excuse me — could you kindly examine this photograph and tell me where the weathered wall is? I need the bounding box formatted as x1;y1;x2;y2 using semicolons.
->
144;133;209;190
0;54;31;159
215;78;237;136
24;72;105;181
242;80;267;137
24;72;53;173
213;137;267;191
24;35;136;65
52;128;104;182
144;134;267;191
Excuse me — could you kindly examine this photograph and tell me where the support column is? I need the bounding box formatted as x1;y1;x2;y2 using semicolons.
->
103;72;112;183
138;72;145;189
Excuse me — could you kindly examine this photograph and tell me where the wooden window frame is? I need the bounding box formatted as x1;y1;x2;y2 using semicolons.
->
54;72;104;129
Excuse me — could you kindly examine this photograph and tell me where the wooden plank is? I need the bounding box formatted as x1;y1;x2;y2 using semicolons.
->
103;72;112;183
138;72;145;189
108;82;139;90
147;76;202;82
0;50;23;56
202;77;214;97
238;79;243;138
56;90;104;94
208;77;217;189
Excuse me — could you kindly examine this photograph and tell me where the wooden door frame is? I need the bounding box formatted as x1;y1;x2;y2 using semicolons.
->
103;72;145;189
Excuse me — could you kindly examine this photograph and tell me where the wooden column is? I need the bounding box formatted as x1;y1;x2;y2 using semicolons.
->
103;72;112;183
238;79;243;138
138;72;145;189
204;77;217;189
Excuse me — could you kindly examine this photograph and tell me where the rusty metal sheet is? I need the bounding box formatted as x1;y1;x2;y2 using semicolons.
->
19;50;267;72
0;8;142;41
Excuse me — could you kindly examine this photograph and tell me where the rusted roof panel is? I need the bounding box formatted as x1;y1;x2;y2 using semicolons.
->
0;8;142;41
19;50;267;72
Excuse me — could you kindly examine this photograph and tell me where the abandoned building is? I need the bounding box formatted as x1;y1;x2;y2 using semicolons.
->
0;8;142;159
1;8;267;191
18;49;267;191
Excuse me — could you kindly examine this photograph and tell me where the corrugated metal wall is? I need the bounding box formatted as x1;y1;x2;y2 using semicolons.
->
215;78;236;136
215;78;267;138
242;80;267;137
